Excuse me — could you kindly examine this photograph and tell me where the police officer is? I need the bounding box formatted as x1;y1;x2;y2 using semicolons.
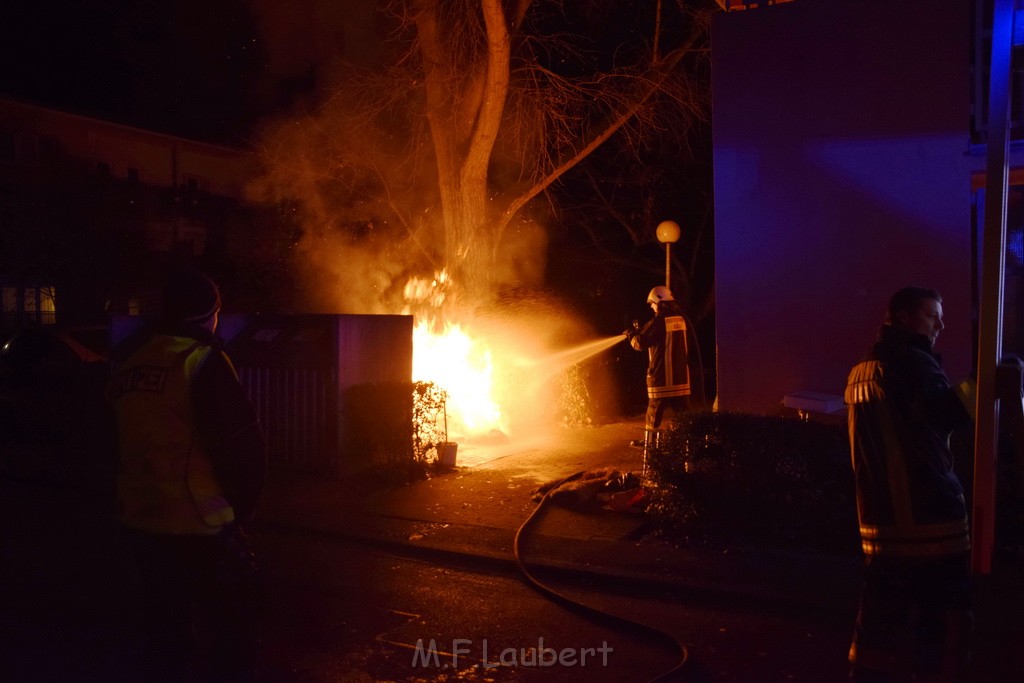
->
108;268;266;681
625;286;692;460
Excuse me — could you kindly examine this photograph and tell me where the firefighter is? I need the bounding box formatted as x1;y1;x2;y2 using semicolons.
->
108;268;266;681
845;286;974;681
624;285;692;465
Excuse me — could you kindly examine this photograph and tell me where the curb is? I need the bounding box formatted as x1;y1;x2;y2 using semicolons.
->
252;514;860;617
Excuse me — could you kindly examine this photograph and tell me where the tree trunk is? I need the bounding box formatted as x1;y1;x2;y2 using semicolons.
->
415;0;511;299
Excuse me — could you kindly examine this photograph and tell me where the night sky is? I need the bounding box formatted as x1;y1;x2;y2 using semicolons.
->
0;1;697;148
0;0;372;146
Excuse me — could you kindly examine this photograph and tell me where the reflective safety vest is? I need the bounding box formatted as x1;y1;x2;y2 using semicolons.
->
108;334;235;535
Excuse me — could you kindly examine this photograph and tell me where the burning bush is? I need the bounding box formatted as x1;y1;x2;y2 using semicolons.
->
644;412;860;555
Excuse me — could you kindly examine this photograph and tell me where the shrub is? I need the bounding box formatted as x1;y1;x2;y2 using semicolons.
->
412;381;450;463
644;412;860;555
343;380;421;487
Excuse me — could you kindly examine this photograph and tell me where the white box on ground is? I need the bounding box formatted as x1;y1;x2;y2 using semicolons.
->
783;391;845;415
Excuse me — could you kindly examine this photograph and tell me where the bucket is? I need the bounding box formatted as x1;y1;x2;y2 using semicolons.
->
437;441;458;468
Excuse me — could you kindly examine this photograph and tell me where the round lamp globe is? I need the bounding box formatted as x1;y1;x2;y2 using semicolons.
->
656;220;681;244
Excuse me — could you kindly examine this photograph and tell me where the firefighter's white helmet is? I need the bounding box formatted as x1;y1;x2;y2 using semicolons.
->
647;286;674;305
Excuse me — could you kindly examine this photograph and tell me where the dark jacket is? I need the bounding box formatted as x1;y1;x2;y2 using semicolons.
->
845;324;973;557
629;300;691;399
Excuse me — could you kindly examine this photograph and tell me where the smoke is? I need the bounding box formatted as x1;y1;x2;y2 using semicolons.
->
244;80;435;313
244;75;551;316
244;1;618;433
459;290;620;434
244;0;558;316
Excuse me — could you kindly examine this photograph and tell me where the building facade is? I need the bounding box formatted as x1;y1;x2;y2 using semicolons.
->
0;96;256;336
711;0;1015;413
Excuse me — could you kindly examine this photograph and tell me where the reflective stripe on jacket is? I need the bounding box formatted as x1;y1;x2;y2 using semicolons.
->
845;327;971;558
108;334;235;535
631;310;691;399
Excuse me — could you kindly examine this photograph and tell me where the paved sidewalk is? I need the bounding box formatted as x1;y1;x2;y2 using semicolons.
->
257;420;862;612
256;418;1024;679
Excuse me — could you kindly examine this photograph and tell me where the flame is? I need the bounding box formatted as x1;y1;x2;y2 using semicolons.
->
403;269;450;309
412;320;505;438
405;269;603;443
405;269;504;437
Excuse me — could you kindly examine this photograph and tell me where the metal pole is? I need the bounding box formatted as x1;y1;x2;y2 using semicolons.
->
665;243;671;289
974;0;1014;576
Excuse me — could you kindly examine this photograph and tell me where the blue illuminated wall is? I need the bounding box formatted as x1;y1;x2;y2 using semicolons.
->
711;0;1004;413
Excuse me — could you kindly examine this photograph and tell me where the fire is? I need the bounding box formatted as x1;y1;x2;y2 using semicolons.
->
412;320;504;438
405;269;608;443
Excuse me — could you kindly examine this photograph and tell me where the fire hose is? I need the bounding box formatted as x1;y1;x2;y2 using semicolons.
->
512;471;692;681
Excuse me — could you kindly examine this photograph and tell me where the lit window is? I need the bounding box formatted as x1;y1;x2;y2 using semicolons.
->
39;287;56;324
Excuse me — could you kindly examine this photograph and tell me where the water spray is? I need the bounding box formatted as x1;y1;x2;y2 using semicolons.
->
514;334;627;378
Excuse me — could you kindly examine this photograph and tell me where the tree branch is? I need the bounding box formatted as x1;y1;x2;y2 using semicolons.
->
512;0;532;31
494;39;698;254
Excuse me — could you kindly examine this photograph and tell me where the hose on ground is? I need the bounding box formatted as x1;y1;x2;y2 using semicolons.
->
513;471;692;681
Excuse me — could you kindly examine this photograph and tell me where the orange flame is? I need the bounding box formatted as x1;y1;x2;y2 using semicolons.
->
405;270;611;443
412;321;505;438
405;270;505;439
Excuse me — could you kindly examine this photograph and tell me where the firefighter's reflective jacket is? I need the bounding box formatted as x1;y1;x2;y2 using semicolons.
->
108;324;265;535
630;300;691;399
845;325;974;557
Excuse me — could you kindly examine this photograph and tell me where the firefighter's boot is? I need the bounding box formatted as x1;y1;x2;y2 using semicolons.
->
641;428;664;483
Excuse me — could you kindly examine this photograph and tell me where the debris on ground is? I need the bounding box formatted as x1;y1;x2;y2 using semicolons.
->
532;469;643;510
597;486;649;513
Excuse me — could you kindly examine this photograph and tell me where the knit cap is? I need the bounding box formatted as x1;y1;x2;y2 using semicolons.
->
161;268;221;324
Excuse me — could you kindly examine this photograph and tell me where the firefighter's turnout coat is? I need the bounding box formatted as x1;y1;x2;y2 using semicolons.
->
845;325;974;557
107;323;265;535
630;300;691;400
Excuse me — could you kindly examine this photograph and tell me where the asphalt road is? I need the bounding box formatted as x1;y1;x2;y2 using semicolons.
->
2;415;855;683
253;526;854;682
0;476;853;682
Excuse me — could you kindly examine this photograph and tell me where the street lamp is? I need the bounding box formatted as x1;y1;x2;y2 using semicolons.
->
656;220;681;289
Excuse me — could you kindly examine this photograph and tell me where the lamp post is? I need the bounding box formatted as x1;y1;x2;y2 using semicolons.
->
656;220;681;289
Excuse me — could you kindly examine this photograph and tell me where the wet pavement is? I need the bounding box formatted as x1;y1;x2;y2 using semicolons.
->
3;417;1024;680
256;418;1024;681
258;420;863;612
253;523;855;682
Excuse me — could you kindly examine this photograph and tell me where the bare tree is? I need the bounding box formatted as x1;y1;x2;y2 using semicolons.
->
250;0;712;311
